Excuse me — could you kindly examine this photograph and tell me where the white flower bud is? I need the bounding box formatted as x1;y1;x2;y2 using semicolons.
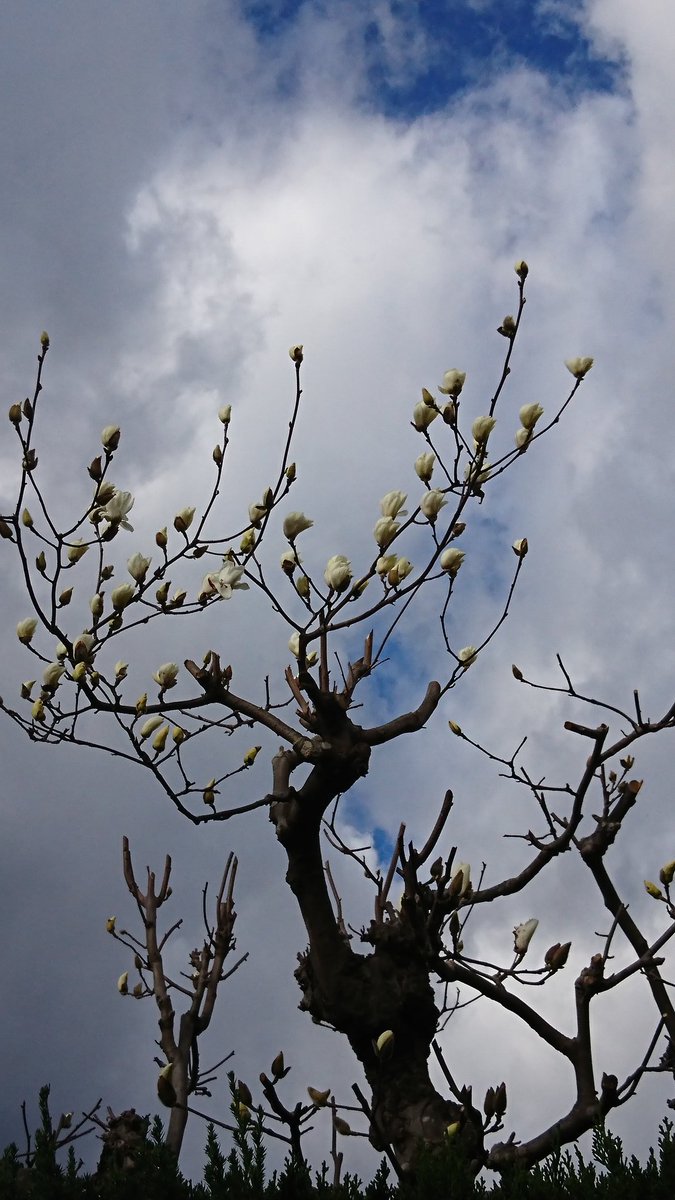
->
42;662;65;689
240;527;256;553
288;632;318;666
512;538;528;558
16;618;38;644
519;403;544;431
440;547;465;574
101;425;121;451
514;260;529;279
288;344;304;363
515;427;531;449
472;415;496;444
111;583;135;611
67;539;88;564
376;553;398;575
173;507;196;533
452;862;471;896
218;404;232;424
140;715;164;740
73;632;95;663
90;593;104;617
414;452;435;482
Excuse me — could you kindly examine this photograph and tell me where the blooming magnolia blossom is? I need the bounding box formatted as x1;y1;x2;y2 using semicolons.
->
458;645;478;668
42;662;65;689
16;618;38;644
103;490;135;530
379;491;407;519
376;554;398;576
373;516;400;549
438;369;466;397
127;552;152;583
440;547;465;574
282;512;313;540
452;862;471;896
412;401;438;432
519;403;544;431
514;918;539;956
420;490;447;521
208;563;249;600
471;415;496;444
111;583;135;610
288;632;318;666
565;357;594;379
414;452;435;482
153;662;179;690
324;554;352;592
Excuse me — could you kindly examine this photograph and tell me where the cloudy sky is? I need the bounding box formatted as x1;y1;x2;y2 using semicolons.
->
1;0;674;1184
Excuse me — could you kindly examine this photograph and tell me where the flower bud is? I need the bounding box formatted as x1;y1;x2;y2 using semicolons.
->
373;516;399;549
239;527;256;554
127;552;152;584
296;574;310;598
512;664;523;681
40;331;50;349
451;862;471;896
117;972;128;995
21;508;33;528
497;314;517;338
376;553;397;576
243;746;261;767
448;721;463;736
285;462;296;482
89;593;104;618
446;1122;460;1139
31;698;45;722
72;661;87;682
659;860;675;887
514;260;529;279
157;1063;176;1108
440;548;465;575
307;1087;330;1107
35;550;47;573
67;539;88;564
135;693;147;715
58;587;73;607
218;404;232;424
101;425;121;451
172;726;186;745
271;1052;285;1079
334;1117;351;1136
155;581;170;605
472;415;496;444
73;632;95;663
414;451;435;482
289;344;304;363
42;662;65;690
111;583;135;611
155;527;168;549
140;715;164;740
512;538;528;558
174;507;196;534
544;941;571;971
375;1030;395;1059
644;880;664;900
9;402;22;425
106;917;116;934
152;724;169;753
519;403;544;431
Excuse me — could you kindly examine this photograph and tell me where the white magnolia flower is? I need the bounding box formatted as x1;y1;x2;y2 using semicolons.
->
282;511;313;540
376;554;398;576
458;645;478;668
324;554;352;592
127;552;152;583
16;618;38;644
514;918;539;956
373;516;400;548
519;403;544;431
379;491;407;519
438;369;466;397
420;490;447;521
288;632;318;666
111;583;135;610
42;662;65;689
412;401;438;431
153;662;179;690
209;563;249;600
414;452;435;482
565;357;594;379
103;490;135;530
440;547;465;574
471;415;496;444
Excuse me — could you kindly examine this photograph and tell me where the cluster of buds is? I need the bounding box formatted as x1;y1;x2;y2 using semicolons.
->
483;1081;507;1125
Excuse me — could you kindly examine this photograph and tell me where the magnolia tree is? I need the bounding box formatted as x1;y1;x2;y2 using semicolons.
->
2;264;674;1183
